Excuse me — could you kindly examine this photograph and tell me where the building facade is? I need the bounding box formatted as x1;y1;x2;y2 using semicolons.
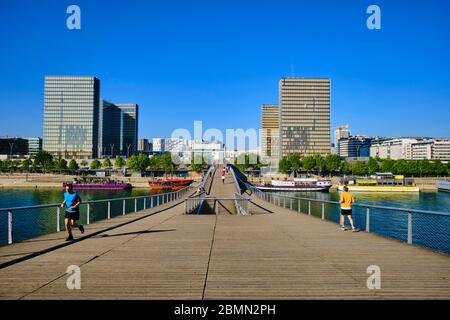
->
279;78;331;158
43;76;100;159
27;137;42;157
152;138;166;152
261;104;280;160
409;139;450;161
338;136;373;158
138;138;151;152
99;101;139;158
0;137;29;158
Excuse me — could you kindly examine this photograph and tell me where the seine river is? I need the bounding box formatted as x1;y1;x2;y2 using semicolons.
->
0;188;449;253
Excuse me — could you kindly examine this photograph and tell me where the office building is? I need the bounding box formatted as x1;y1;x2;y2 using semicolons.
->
152;138;166;152
370;138;420;160
43;76;100;159
338;136;372;158
27;137;42;157
99;101;139;158
334;125;351;155
409;139;450;161
279;78;331;157
138;138;151;152
261;104;280;160
0;137;29;158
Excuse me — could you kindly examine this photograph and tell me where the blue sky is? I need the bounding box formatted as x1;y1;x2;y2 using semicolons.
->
0;0;449;140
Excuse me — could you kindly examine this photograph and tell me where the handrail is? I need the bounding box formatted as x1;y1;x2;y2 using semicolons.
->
228;165;242;194
248;185;450;217
0;187;190;213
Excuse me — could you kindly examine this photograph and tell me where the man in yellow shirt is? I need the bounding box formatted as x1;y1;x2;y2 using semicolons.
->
339;186;358;231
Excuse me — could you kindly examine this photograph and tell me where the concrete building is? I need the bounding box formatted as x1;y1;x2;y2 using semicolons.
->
27;137;42;157
334;125;351;155
152;138;166;152
261;104;280;160
43;76;100;159
370;138;419;160
409;139;450;161
192;141;224;164
279;78;331;158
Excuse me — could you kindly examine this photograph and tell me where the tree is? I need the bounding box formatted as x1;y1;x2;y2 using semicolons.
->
68;159;79;171
314;155;326;175
288;154;301;174
278;157;291;174
340;161;352;175
367;157;380;175
114;156;125;168
33;150;54;172
54;158;68;171
352;161;368;176
128;154;151;173
103;157;112;168
90;159;101;170
80;160;88;168
302;156;316;173
324;154;341;174
380;159;395;173
191;153;208;172
21;159;31;172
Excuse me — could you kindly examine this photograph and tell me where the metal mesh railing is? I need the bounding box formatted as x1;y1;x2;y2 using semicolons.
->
0;187;191;246
249;185;450;255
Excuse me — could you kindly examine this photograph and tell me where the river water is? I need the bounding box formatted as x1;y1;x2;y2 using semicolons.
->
0;189;449;253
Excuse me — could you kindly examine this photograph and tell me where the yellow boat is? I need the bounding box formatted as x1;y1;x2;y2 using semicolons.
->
337;185;420;192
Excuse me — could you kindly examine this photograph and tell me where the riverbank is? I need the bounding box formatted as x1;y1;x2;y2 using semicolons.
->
0;172;203;189
248;175;441;191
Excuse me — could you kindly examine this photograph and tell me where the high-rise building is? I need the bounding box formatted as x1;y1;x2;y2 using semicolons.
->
152;138;166;152
27;137;42;157
279;78;331;158
99;101;139;158
333;125;351;155
261;104;280;160
43;76;100;159
138;138;151;152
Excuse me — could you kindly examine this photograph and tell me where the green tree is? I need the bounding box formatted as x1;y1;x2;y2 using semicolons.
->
191;153;208;172
340;161;352;175
302;156;316;173
367;158;380;175
324;154;341;174
90;159;101;170
288;154;301;173
352;161;368;176
128;154;151;173
33;150;54;172
54;158;68;171
80;160;88;168
380;159;395;173
278;157;291;174
314;155;326;175
114;156;125;168
21;159;31;172
68;159;79;171
103;157;112;168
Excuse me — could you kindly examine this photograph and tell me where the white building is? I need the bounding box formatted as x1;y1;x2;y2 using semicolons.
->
191;141;224;164
370;139;419;160
152;138;165;152
410;139;450;161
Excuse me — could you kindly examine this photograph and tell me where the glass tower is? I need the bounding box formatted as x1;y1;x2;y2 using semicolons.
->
43;76;100;159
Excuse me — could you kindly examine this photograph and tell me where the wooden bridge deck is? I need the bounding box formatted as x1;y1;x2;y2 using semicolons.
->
0;170;449;300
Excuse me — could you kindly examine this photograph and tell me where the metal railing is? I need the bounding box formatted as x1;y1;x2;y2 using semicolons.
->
248;184;450;254
0;186;191;245
184;195;252;215
229;165;242;194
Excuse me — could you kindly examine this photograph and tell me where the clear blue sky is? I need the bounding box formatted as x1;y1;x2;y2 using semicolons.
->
0;0;449;140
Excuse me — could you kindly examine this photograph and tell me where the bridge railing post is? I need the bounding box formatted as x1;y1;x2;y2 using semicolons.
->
151;197;154;208
298;200;301;213
57;207;60;232
123;199;126;215
366;208;370;232
144;197;147;210
8;210;13;245
321;203;325;220
290;199;293;210
87;203;90;224
134;198;137;212
308;201;311;215
407;212;413;245
108;201;111;219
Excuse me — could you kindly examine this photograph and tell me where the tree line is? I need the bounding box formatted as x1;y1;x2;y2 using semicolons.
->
278;154;449;177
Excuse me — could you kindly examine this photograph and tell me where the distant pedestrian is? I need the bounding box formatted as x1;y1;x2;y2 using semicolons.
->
221;171;225;184
61;183;84;241
339;186;358;232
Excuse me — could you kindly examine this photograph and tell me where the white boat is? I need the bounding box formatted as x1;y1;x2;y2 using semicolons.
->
437;180;450;193
255;178;332;192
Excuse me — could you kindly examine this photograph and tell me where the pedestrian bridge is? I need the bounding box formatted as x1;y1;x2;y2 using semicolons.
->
0;166;449;299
